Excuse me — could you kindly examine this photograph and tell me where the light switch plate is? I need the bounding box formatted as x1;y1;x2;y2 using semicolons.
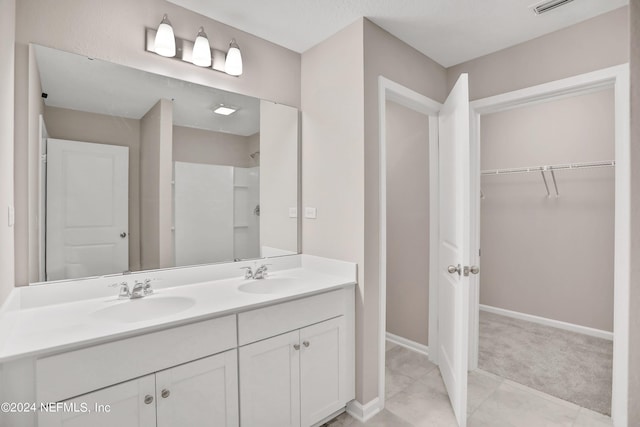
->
8;205;14;227
305;207;317;219
288;207;297;218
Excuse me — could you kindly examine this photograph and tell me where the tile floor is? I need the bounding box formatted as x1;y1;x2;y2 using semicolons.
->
325;341;613;427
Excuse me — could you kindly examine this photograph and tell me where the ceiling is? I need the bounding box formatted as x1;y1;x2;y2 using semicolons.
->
34;45;260;136
168;0;627;67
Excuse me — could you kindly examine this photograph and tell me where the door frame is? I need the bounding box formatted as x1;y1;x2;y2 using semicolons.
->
377;76;442;410
468;64;630;427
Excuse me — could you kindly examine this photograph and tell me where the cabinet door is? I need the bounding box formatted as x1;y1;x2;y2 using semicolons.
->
300;316;347;426
239;330;300;427
39;374;156;427
156;349;239;427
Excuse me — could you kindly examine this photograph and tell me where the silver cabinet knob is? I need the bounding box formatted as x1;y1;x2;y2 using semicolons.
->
447;264;461;275
161;389;170;399
144;395;153;404
293;344;300;350
303;341;310;348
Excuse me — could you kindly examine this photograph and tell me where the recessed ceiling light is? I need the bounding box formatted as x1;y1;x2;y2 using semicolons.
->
213;105;238;115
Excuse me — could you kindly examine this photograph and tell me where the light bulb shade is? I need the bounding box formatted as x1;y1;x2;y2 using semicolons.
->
225;39;243;76
154;15;176;57
192;27;212;67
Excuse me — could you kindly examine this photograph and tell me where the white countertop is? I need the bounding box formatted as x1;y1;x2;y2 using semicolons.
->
0;255;356;363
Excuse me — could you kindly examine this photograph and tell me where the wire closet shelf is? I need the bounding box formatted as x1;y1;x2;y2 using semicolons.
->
480;160;615;198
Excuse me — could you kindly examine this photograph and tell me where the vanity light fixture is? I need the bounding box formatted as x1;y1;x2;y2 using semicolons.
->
192;27;212;67
146;15;243;77
224;39;243;76
213;105;238;116
154;14;176;57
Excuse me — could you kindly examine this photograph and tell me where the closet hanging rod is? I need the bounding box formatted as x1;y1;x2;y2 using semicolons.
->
481;160;615;176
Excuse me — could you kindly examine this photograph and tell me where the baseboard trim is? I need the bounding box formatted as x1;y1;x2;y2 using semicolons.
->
346;397;382;423
386;332;429;356
479;304;613;341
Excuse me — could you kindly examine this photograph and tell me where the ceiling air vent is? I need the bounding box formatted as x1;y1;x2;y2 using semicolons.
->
531;0;574;15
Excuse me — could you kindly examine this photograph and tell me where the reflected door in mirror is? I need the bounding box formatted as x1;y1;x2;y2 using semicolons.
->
46;139;129;281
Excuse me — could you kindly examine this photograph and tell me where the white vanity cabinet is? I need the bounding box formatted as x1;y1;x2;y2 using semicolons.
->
35;316;239;427
155;350;239;427
39;374;157;427
40;350;239;427
238;288;354;427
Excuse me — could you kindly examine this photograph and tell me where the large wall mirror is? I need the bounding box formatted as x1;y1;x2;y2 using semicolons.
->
29;45;300;284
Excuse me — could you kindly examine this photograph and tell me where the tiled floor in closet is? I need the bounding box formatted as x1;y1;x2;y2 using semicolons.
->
326;342;612;427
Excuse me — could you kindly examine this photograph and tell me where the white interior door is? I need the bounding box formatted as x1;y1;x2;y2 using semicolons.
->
46;139;129;281
438;73;472;427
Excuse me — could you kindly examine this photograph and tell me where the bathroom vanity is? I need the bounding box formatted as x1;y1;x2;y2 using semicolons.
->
0;255;356;427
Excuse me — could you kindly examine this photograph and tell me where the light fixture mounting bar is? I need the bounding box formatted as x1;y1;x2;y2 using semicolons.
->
145;28;231;76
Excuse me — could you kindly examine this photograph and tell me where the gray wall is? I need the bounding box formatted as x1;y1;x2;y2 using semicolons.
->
628;1;639;424
0;0;15;304
140;99;173;270
447;7;629;101
480;89;615;331
385;100;430;346
259;100;298;255
12;0;301;287
301;19;367;401
44;106;142;272
301;17;448;405
362;19;447;403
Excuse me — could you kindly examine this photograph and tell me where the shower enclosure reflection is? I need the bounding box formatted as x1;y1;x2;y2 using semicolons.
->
29;45;299;283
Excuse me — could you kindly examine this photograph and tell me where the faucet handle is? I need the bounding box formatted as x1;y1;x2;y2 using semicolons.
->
110;281;130;299
240;266;253;279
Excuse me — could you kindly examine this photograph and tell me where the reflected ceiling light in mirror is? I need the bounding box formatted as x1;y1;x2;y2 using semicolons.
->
213;105;238;115
154;14;176;57
192;27;212;67
225;39;243;76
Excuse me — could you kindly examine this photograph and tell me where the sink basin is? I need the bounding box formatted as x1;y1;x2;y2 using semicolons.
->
91;296;196;323
238;277;303;294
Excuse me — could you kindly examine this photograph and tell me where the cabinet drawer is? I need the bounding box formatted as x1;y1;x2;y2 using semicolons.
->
37;315;237;403
238;289;346;346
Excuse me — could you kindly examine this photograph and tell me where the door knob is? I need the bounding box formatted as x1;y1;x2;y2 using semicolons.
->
463;265;480;276
447;264;461;276
120;232;127;238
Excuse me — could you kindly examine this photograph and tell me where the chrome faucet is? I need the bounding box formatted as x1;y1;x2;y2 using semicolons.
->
240;264;271;280
253;264;271;279
110;279;153;299
111;282;131;299
131;279;154;299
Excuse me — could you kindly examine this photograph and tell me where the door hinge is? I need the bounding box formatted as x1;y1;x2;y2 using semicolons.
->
41;154;47;163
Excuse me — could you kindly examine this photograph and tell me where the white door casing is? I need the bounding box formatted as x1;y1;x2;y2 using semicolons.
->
468;64;630;427
437;73;471;427
46;139;129;281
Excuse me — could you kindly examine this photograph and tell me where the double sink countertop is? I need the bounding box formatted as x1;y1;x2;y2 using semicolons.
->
0;255;356;363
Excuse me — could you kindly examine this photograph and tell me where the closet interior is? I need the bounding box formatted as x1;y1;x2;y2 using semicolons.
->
478;87;615;415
